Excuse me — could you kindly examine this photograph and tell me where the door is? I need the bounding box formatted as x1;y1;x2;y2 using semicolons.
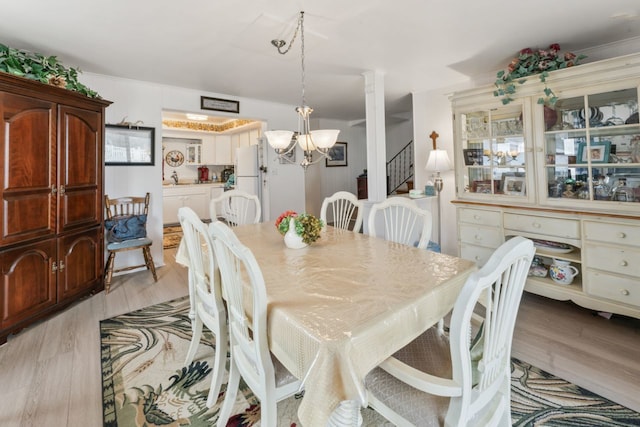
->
58;105;103;233
0;239;57;329
57;227;102;302
0;92;56;246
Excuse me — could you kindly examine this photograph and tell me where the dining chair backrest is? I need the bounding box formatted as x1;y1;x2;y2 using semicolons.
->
210;220;300;426
367;196;432;249
366;236;535;426
320;191;363;232
177;207;228;407
210;189;261;227
445;236;534;424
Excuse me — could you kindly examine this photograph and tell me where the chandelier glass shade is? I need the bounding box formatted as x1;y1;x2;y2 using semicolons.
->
264;11;339;169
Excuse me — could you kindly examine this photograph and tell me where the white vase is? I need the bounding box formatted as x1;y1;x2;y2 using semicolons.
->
284;217;307;249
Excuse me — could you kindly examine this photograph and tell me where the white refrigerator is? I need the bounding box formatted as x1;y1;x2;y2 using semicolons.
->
235;145;263;218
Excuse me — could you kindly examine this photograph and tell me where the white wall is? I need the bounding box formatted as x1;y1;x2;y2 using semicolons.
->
80;72;305;270
385;118;414;158
412;84;470;256
310;118;367;216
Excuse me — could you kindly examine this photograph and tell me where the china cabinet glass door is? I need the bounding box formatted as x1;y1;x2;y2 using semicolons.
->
460;103;529;199
542;87;640;205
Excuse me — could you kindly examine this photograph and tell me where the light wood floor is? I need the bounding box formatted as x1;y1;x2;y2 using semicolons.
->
0;247;639;426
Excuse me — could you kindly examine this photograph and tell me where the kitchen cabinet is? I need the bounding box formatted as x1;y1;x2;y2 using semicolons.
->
0;73;110;343
163;186;209;224
215;134;233;165
162;183;225;224
185;143;202;165
451;53;640;320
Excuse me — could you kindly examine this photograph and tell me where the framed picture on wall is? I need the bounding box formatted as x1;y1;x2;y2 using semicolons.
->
105;125;155;166
326;142;348;167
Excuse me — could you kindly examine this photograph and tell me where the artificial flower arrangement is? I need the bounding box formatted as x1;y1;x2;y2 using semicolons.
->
494;43;586;106
275;210;324;244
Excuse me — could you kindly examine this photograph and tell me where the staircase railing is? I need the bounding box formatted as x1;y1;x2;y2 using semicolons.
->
386;140;413;195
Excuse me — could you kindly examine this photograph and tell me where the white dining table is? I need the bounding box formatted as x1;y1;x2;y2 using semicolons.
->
221;222;476;426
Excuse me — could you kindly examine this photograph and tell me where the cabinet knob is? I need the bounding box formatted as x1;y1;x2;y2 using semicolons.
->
619;260;628;267
474;255;481;261
474;235;482;241
620;289;630;296
532;222;541;229
617;232;626;239
473;215;481;220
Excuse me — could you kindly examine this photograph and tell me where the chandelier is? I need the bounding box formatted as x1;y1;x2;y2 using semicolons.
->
264;11;340;169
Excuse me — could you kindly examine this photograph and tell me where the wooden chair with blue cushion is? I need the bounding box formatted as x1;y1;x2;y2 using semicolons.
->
104;193;157;293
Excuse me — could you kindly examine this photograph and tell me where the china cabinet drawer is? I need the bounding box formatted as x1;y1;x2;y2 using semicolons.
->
459;224;503;248
458;208;501;227
583;245;640;277
585;270;640;307
460;243;496;267
503;214;580;239
584;221;640;246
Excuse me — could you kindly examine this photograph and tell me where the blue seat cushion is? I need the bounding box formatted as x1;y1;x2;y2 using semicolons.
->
105;214;147;242
107;236;153;250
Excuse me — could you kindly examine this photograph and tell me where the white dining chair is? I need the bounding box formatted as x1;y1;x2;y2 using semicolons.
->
177;207;228;408
210;189;261;227
365;236;535;427
368;196;433;249
209;221;302;427
320;191;364;232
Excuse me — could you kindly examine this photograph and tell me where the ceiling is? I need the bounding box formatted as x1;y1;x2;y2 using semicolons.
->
2;0;639;122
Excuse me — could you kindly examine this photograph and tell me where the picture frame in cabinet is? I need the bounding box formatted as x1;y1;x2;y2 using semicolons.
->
471;179;500;194
463;148;483;165
576;141;611;164
503;175;526;196
105;124;155;166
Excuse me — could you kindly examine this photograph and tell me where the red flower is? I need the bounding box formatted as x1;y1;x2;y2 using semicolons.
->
275;210;297;229
564;52;576;61
519;47;533;55
549;43;561;52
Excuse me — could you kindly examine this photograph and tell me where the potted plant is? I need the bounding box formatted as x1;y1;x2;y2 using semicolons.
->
275;210;324;247
494;43;586;106
0;43;100;98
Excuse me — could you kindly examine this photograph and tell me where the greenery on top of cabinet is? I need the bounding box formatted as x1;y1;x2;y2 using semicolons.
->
0;43;100;98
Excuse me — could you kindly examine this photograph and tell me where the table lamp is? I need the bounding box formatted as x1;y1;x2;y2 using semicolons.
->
425;131;452;247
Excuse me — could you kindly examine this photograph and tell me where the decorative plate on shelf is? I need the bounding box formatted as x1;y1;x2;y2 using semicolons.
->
531;238;574;254
165;150;184;167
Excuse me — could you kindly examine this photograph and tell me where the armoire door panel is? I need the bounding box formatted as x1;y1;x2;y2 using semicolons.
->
58;105;102;232
0;92;56;246
0;239;56;328
57;227;101;302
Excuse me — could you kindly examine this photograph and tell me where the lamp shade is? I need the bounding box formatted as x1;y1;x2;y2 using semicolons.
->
297;133;316;151
310;129;340;149
426;149;452;172
264;130;294;149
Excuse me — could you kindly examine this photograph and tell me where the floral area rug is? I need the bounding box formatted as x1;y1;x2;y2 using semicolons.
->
100;296;640;426
163;226;183;250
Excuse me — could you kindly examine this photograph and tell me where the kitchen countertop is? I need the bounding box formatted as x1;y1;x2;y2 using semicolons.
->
162;181;227;188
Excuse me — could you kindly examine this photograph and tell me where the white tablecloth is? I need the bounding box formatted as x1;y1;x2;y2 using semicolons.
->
227;223;476;426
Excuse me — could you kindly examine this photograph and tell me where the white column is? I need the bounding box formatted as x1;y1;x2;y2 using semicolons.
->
363;70;386;203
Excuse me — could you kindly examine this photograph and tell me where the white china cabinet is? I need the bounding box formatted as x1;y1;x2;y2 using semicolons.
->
451;53;640;319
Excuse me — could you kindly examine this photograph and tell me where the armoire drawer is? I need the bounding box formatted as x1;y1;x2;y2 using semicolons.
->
503;213;580;239
585;269;640;307
458;208;501;227
584;221;640;246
